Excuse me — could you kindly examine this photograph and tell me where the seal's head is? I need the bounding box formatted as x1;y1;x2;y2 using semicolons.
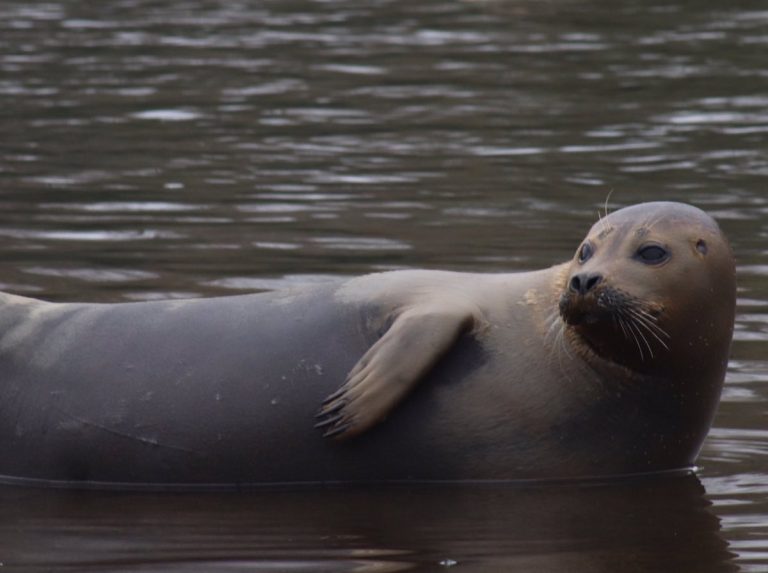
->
559;201;735;379
558;201;736;471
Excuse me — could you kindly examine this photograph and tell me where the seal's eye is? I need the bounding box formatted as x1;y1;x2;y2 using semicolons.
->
636;245;669;265
578;242;593;263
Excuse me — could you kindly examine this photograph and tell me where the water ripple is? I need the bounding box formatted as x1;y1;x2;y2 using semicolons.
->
40;202;208;213
0;228;183;241
23;267;158;283
311;237;412;251
131;109;203;121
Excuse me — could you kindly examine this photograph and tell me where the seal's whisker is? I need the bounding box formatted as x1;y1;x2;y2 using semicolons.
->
546;324;558;358
595;192;615;234
620;309;646;361
558;326;574;362
545;310;571;383
596;208;608;235
635;321;670;351
620;307;653;360
614;314;630;341
632;309;669;338
633;308;671;340
626;306;659;329
544;310;562;344
628;309;670;350
646;328;669;351
632;317;654;359
545;315;568;374
555;328;577;385
549;325;562;362
603;189;614;218
626;308;671;350
643;211;668;232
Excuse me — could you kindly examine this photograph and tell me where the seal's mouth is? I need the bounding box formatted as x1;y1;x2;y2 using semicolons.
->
559;284;670;362
560;285;658;325
559;306;603;326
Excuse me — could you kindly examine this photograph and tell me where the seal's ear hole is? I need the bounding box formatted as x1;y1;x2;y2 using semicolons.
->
696;239;708;255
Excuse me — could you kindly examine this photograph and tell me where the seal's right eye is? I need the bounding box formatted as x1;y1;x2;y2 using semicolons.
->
636;244;669;265
578;242;593;263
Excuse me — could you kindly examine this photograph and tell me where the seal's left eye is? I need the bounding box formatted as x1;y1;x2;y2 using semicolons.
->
578;242;593;263
636;245;669;264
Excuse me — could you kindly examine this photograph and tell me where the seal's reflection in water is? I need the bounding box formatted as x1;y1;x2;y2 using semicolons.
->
0;475;736;572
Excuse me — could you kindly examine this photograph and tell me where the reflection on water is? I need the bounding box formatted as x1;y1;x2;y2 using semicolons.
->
1;0;767;570
0;477;737;572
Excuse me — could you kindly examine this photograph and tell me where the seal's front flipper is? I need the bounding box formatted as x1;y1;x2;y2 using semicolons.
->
316;306;477;440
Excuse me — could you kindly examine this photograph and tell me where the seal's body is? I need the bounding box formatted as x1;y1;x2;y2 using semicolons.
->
0;202;735;487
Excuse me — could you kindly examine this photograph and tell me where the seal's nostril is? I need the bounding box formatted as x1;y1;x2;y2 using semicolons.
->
569;272;603;295
569;275;582;294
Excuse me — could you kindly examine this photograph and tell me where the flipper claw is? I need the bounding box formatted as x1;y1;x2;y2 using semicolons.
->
322;422;352;439
322;386;348;406
317;399;346;417
314;412;346;429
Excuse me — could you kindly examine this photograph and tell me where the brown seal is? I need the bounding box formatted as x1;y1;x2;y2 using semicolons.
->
0;201;735;486
317;201;735;475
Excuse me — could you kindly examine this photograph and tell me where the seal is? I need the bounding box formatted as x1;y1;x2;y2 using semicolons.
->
0;202;735;488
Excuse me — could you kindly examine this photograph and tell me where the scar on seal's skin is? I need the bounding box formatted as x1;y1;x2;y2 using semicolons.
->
524;288;539;305
54;407;201;455
597;225;614;240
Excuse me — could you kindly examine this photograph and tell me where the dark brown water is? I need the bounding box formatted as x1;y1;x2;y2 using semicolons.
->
0;0;766;570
